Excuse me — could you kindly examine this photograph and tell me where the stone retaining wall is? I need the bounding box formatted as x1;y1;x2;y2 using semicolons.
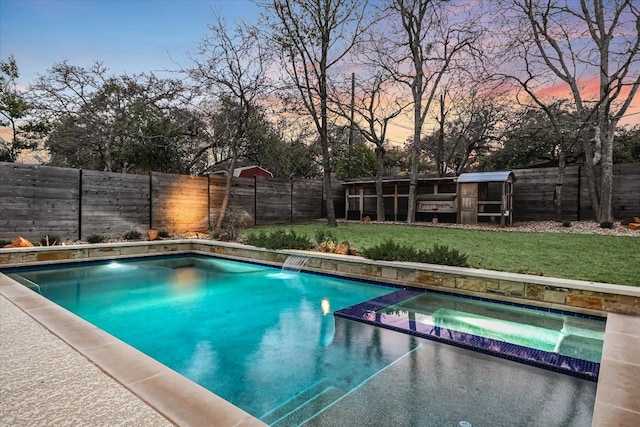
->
2;240;638;316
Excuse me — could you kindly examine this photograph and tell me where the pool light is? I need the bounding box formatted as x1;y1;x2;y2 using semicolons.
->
321;298;331;315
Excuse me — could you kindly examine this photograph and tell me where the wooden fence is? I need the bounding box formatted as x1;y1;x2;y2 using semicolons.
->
1;162;638;242
512;163;640;221
0;163;327;241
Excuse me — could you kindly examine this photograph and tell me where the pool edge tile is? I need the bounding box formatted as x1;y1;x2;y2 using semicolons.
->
591;401;640;427
127;368;266;427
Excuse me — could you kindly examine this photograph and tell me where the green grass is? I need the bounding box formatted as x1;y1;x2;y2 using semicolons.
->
242;222;640;286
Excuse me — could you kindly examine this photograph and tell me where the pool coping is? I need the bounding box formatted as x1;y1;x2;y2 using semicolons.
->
2;240;640;426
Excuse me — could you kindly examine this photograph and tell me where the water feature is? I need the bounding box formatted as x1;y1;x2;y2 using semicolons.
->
281;255;308;272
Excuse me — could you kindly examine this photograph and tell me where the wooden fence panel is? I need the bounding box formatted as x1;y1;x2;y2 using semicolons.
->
331;179;345;219
0;162;79;241
81;170;150;239
152;172;209;232
255;177;292;225
229;177;256;221
512;168;558;220
292;179;323;221
208;174;227;215
512;163;640;221
613;163;640;219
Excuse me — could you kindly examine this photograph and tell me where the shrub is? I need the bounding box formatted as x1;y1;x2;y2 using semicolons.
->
562;221;572;228
426;244;469;267
87;234;106;244
361;239;469;267
360;240;417;262
599;221;614;229
244;229;313;250
40;235;60;246
158;230;171;239
0;239;10;247
123;230;142;241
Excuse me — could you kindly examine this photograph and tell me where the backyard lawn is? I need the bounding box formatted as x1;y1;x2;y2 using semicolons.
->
242;222;640;287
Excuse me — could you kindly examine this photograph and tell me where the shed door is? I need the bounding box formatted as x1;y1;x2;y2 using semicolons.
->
458;183;478;224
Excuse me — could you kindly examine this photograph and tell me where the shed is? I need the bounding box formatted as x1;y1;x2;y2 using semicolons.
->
457;171;515;226
232;166;273;178
343;176;457;222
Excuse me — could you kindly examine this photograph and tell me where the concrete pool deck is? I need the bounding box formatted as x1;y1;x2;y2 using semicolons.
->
1;242;640;425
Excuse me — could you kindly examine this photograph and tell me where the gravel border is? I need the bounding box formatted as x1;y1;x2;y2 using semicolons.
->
396;220;640;237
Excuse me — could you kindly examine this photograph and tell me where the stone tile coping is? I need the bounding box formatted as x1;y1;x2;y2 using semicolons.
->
0;239;637;295
592;313;640;426
276;247;640;298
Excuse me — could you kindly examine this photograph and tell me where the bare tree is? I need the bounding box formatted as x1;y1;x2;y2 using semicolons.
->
332;71;407;220
189;17;273;231
370;0;479;223
498;0;640;222
429;84;508;175
260;0;370;227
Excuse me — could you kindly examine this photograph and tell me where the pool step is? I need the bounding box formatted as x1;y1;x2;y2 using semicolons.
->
260;380;345;426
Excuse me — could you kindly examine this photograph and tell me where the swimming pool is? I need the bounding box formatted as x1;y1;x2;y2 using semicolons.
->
5;254;599;426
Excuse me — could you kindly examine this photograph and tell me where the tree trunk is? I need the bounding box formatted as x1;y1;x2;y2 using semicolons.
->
595;4;613;223
320;100;336;226
598;126;615;222
407;79;422;224
323;165;336;227
215;141;238;232
375;146;385;221
581;128;601;221
554;151;566;222
437;93;445;177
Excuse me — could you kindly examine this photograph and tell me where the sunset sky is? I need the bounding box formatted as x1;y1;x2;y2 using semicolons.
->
1;0;639;145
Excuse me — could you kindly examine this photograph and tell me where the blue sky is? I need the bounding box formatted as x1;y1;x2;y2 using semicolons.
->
0;0;260;87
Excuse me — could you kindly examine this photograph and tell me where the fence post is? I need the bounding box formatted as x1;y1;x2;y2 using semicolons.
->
149;171;153;229
254;175;258;226
207;175;211;230
577;165;581;221
321;177;325;218
78;169;83;241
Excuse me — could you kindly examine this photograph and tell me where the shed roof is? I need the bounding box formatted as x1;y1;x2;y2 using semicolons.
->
342;176;456;187
232;165;273;178
457;171;515;183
